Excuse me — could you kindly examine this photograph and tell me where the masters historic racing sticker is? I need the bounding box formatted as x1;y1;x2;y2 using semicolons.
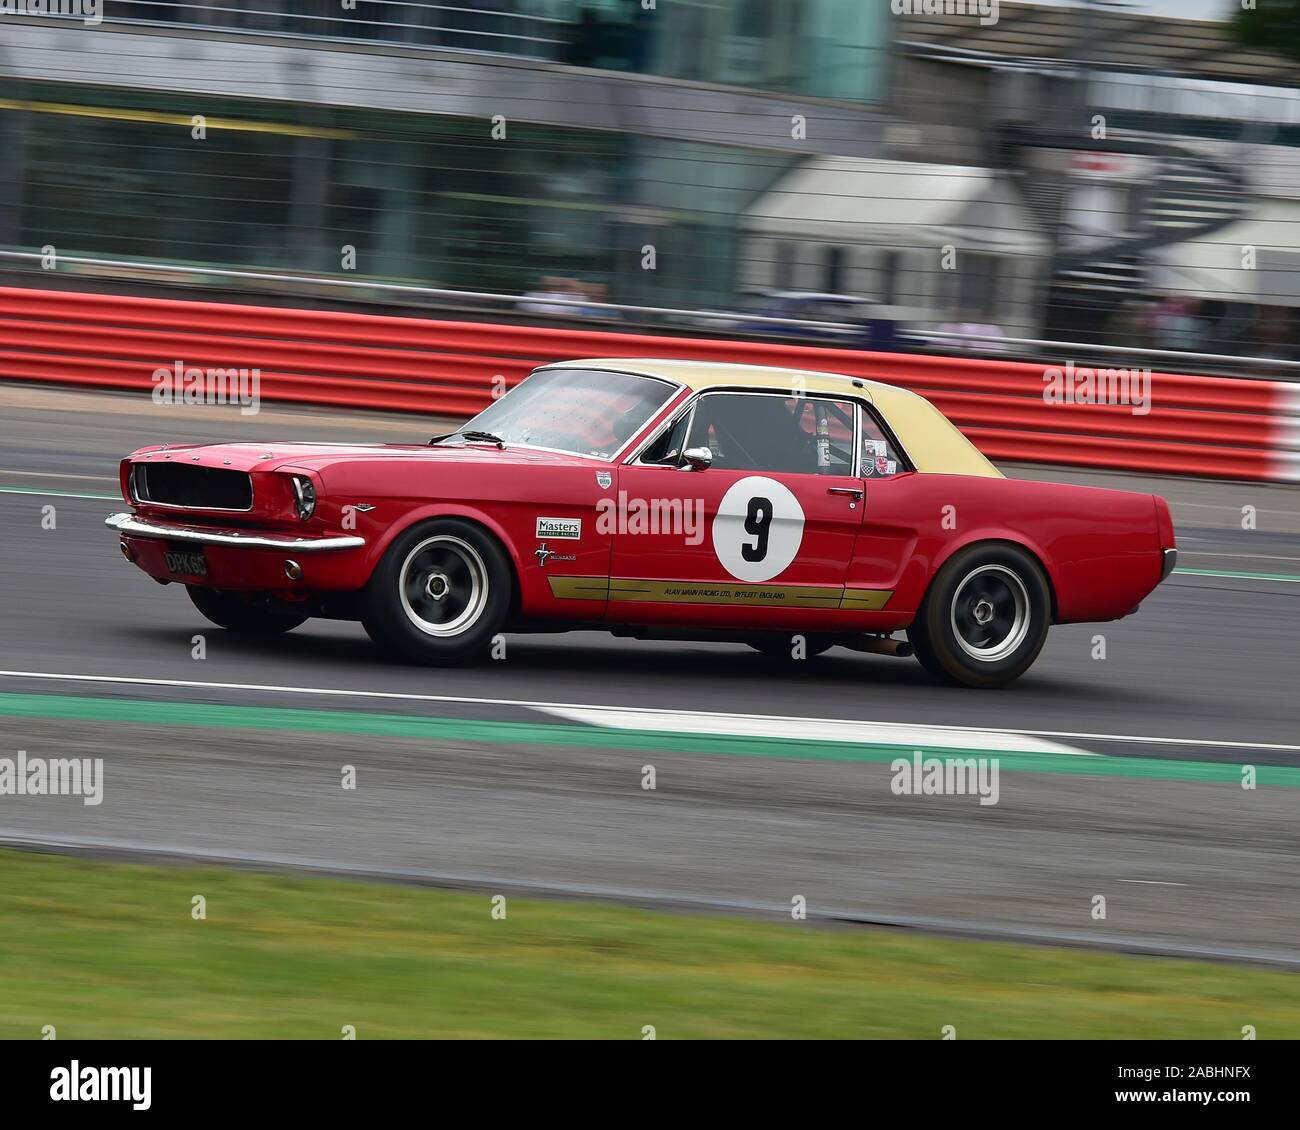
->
535;517;582;539
711;475;804;583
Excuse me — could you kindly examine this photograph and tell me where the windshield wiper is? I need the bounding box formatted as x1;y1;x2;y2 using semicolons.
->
429;429;505;448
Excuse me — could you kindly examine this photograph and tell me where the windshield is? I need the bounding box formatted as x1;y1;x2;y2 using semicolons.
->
448;368;677;459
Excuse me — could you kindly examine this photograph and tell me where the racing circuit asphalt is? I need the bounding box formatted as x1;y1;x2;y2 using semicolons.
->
1;384;1299;966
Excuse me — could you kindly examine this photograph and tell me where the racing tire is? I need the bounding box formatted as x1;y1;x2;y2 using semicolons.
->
907;543;1050;689
748;634;835;660
186;586;310;635
361;518;512;666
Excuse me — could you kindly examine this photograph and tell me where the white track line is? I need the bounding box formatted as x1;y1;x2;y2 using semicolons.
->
537;705;1090;755
1;668;1298;753
0;487;116;500
0;468;117;481
1175;568;1300;584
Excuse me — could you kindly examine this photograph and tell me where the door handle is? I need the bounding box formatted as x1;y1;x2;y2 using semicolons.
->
827;487;864;499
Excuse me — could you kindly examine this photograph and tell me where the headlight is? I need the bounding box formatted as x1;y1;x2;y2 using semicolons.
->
289;475;316;521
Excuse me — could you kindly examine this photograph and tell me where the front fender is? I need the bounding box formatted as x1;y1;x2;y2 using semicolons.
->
356;501;526;588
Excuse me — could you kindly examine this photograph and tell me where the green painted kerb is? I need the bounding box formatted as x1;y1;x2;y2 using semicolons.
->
0;692;1294;786
1175;567;1300;584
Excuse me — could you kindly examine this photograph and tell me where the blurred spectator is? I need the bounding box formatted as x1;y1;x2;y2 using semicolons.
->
1247;305;1298;361
866;316;902;351
939;313;1008;354
626;0;655;72
581;282;621;319
518;276;590;316
1104;298;1149;352
564;7;602;68
561;2;647;71
1149;297;1199;352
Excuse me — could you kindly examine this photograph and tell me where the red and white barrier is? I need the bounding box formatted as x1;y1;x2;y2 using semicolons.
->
1;285;1298;483
1273;384;1300;483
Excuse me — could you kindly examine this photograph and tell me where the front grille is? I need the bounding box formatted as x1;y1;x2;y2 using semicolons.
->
135;463;253;511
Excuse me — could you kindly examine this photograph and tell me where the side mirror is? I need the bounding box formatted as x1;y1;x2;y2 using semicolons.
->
680;446;713;471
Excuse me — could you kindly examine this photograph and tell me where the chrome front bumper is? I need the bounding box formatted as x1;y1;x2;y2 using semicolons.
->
106;512;365;552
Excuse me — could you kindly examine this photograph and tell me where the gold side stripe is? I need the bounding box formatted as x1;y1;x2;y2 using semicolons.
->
548;576;891;610
839;589;893;611
612;580;841;607
547;577;611;600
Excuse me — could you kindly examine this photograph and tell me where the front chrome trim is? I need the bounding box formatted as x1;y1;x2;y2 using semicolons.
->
106;513;365;552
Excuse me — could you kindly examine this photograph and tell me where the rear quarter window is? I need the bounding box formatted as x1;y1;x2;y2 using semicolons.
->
861;410;907;477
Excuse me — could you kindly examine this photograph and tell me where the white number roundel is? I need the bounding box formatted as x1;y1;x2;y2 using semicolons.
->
711;476;805;583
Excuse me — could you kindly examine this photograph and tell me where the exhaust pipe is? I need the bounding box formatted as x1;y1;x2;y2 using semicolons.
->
843;635;913;658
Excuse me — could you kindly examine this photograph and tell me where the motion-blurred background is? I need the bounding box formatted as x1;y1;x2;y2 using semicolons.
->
2;0;1300;372
2;3;1300;1043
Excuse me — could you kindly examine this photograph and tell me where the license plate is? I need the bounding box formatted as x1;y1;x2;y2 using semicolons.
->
164;547;208;577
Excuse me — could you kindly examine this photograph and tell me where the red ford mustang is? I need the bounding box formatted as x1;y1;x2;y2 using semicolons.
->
107;359;1178;687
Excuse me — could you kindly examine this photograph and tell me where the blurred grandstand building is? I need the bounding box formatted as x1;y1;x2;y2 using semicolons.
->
0;1;1297;362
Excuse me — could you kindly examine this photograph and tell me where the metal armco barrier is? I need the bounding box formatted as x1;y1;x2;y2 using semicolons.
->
2;286;1298;483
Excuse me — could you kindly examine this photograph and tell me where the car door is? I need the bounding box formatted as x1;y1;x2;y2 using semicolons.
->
607;389;869;629
844;403;926;603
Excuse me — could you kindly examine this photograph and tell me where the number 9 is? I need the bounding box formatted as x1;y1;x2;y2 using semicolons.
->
742;496;772;563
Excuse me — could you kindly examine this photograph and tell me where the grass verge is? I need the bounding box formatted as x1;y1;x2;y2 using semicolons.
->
0;848;1295;1039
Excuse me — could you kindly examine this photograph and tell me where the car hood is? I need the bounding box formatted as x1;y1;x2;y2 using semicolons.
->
126;441;604;474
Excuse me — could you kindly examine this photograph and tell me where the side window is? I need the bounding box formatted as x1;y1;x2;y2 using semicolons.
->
789;397;855;474
861;409;905;477
640;410;692;465
684;393;855;475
